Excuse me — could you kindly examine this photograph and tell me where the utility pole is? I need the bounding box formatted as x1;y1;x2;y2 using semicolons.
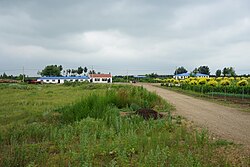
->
22;66;25;82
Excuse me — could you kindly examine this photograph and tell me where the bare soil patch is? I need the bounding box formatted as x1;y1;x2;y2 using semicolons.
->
136;108;163;120
120;109;164;120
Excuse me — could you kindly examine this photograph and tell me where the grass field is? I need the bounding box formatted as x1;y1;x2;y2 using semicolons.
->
0;83;249;166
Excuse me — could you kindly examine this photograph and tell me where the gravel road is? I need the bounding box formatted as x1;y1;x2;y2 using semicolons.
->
138;83;250;146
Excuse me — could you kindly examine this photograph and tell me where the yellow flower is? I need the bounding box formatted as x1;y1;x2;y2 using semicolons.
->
198;78;207;85
208;80;218;87
237;80;248;86
220;79;230;86
189;80;198;85
216;77;222;81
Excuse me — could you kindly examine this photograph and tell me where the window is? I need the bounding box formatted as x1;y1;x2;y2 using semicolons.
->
95;78;100;81
70;79;73;82
46;80;49;82
102;78;107;81
52;80;55;82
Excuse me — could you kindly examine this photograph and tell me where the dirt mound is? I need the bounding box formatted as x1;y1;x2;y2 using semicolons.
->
136;108;163;120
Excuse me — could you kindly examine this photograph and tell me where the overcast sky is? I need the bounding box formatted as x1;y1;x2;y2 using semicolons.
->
0;0;250;76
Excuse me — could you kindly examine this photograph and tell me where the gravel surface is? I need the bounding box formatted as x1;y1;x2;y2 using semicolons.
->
138;83;250;146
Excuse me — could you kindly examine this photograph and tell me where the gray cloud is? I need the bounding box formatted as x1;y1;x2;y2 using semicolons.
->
0;0;249;76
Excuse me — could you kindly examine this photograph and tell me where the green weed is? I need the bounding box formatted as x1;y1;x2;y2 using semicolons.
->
0;83;249;166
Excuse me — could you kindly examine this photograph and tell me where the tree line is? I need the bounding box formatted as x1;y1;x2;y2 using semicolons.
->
38;65;92;77
174;66;236;77
0;73;25;80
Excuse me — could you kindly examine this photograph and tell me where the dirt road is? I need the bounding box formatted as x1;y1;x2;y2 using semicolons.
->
138;83;250;146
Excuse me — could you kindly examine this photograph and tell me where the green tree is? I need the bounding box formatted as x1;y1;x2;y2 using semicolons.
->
71;69;77;76
197;66;210;75
193;68;198;74
215;69;221;77
222;67;228;76
77;66;84;75
2;72;8;79
83;67;88;74
40;65;63;77
222;67;236;76
228;67;236;76
89;70;96;74
18;74;25;80
59;65;63;71
66;69;71;76
174;66;188;75
146;73;158;78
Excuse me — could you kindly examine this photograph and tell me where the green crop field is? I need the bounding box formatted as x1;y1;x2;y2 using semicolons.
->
0;83;249;166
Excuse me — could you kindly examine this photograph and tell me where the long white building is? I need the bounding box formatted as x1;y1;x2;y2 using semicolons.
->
37;74;112;84
37;76;89;84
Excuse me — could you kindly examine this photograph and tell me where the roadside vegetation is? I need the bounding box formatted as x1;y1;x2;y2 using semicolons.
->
0;83;249;166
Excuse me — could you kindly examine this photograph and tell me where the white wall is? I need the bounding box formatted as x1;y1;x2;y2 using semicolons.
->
92;77;112;83
37;78;89;84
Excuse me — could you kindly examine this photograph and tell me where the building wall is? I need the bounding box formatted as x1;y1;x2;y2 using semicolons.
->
173;76;189;80
174;75;209;80
92;77;112;83
37;79;59;84
37;78;89;84
197;76;209;78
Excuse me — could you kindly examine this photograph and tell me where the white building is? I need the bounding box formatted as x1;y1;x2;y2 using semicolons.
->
173;72;209;80
89;74;112;83
173;72;191;80
37;76;89;84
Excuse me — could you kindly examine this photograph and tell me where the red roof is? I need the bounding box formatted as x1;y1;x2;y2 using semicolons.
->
90;74;112;78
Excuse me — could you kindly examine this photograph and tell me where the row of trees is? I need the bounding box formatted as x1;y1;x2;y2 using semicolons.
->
62;67;88;76
38;65;89;77
175;66;236;77
0;73;25;80
174;66;210;75
38;65;100;77
215;67;236;77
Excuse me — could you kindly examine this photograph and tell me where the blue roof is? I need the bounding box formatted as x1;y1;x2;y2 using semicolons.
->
38;76;89;80
175;72;190;77
134;75;147;78
195;73;209;77
175;72;209;77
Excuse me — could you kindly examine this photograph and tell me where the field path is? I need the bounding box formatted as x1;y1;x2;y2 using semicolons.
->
137;83;250;146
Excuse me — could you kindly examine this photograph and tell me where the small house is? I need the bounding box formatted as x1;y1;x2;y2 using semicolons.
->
89;74;112;83
173;73;209;80
195;73;210;78
173;72;190;80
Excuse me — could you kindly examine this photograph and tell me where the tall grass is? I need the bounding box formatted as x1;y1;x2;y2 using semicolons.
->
0;83;249;166
58;86;168;123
